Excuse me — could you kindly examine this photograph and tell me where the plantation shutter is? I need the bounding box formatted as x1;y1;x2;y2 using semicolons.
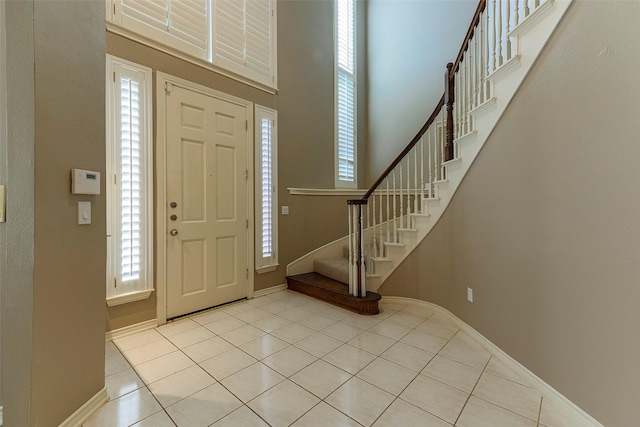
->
118;76;143;284
336;0;356;185
117;0;209;60
255;106;278;270
213;0;276;87
107;57;153;302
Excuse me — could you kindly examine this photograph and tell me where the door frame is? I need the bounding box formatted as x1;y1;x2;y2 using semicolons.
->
155;72;255;325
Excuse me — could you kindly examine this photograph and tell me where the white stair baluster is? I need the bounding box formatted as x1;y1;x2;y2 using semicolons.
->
479;14;484;105
428;127;433;197
392;171;397;242
497;0;503;66
386;178;390;247
473;33;478;110
485;7;491;97
406;155;411;219
506;0;512;61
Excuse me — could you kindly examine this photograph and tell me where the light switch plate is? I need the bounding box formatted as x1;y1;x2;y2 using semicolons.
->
0;185;6;223
281;206;289;215
78;201;91;225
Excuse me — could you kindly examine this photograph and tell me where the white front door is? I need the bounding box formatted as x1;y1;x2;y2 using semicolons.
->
165;85;249;318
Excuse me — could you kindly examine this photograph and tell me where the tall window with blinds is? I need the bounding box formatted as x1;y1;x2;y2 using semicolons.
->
107;0;277;89
255;105;278;272
106;55;154;306
335;0;357;188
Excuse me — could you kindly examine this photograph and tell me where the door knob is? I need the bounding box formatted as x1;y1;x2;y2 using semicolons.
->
170;229;178;236
170;202;177;208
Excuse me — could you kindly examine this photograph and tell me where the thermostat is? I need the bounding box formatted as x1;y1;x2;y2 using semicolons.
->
71;169;101;195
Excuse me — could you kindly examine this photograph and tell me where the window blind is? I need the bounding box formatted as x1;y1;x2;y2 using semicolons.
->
255;106;278;270
119;78;142;283
213;0;276;87
336;0;356;186
117;0;209;60
106;56;153;302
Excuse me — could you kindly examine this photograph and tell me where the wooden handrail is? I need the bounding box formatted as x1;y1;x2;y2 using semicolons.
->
352;0;492;203
450;0;487;79
359;94;445;201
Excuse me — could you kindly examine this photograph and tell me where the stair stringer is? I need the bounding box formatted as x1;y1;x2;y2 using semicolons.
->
287;0;573;291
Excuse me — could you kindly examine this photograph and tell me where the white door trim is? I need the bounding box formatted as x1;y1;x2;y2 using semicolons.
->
155;72;255;325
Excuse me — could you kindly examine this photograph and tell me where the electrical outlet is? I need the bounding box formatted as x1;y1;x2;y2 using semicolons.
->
467;287;473;303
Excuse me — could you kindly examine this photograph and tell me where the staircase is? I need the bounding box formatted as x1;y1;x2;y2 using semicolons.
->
287;0;573;313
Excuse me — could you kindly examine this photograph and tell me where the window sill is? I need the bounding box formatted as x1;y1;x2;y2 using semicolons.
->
287;188;367;196
256;264;279;274
107;289;155;307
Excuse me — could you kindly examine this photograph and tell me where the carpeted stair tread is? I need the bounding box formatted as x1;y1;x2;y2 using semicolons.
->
313;257;349;285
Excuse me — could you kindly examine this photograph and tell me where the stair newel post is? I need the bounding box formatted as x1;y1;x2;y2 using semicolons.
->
399;163;404;230
358;202;366;297
372;196;377;259
347;201;354;296
445;62;455;162
420;137;425;212
385;178;390;246
378;188;383;256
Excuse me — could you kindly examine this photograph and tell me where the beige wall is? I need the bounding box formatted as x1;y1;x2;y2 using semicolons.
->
366;0;476;184
2;1;107;425
107;0;359;329
2;2;35;425
379;2;640;425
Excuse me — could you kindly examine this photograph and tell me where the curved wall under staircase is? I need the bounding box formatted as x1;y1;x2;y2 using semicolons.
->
379;2;640;425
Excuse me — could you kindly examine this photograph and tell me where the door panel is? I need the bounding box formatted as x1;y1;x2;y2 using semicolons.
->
166;86;248;318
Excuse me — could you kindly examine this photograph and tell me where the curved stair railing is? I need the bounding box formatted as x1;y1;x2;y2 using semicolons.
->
347;0;552;297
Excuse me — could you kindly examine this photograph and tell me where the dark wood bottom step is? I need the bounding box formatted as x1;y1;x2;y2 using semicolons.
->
286;272;381;315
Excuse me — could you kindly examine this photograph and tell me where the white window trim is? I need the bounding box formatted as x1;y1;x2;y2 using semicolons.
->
255;105;278;273
106;55;154;306
334;0;357;189
106;0;278;94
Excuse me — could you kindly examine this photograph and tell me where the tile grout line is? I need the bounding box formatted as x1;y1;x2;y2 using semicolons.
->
452;353;493;426
106;293;534;427
537;396;543;427
109;342;178;427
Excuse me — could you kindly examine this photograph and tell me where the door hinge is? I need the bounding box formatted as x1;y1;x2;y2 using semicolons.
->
113;3;116;16
113;71;116;82
246;268;249;279
245;120;248;131
114;278;117;288
114;174;117;185
165;82;173;94
246;219;249;229
245;169;249;180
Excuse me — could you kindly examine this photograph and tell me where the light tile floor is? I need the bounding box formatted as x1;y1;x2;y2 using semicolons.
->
87;290;575;427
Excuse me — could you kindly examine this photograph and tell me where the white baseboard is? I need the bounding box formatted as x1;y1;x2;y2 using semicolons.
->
252;283;287;298
58;388;108;427
105;319;157;342
0;405;3;426
382;296;603;427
